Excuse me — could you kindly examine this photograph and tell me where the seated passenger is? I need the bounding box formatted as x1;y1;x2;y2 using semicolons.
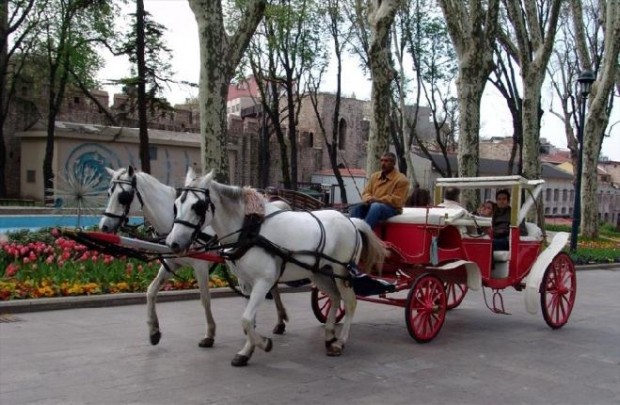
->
405;182;431;207
350;152;409;228
438;187;464;209
474;200;496;236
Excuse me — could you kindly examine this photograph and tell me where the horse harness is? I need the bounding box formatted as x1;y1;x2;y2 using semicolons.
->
103;172;145;226
173;186;362;282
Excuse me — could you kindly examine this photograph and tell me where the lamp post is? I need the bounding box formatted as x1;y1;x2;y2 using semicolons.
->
570;70;595;252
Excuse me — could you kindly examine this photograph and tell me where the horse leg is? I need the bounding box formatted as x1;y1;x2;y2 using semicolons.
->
146;262;175;345
231;280;274;367
195;261;216;348
313;277;340;349
328;277;357;357
270;285;288;335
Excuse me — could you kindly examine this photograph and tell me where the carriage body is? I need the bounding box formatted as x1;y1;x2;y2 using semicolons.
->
313;175;577;343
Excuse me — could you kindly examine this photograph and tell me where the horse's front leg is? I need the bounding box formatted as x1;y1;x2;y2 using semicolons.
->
231;279;274;367
146;262;175;345
329;276;357;356
270;285;288;335
194;261;216;347
313;276;340;347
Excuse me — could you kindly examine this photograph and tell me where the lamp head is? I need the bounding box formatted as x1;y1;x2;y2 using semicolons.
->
577;71;595;97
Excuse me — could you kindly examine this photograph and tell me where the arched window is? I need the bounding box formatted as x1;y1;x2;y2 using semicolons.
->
338;118;347;150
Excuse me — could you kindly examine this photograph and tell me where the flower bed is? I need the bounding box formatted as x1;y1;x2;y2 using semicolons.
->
0;228;227;300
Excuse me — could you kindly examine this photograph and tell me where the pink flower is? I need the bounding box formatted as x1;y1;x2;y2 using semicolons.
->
5;263;18;277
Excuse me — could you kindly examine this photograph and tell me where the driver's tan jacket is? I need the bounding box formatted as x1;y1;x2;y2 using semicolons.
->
361;170;410;212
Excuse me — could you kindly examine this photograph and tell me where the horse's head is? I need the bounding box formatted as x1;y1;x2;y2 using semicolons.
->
99;166;141;233
166;167;216;253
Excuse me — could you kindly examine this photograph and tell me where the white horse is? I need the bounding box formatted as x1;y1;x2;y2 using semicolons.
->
166;168;387;366
99;166;291;348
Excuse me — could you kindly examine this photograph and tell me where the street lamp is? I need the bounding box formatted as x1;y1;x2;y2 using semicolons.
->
570;70;595;252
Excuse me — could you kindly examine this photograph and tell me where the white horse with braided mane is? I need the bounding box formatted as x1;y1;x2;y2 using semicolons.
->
98;166;291;349
166;168;387;366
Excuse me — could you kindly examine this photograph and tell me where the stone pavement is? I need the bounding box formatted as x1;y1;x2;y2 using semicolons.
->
1;269;619;405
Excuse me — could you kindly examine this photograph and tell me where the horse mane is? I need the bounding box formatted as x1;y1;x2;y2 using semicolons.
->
207;179;265;216
135;170;174;192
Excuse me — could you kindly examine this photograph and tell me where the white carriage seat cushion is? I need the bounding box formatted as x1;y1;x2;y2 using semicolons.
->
386;207;467;225
520;222;543;241
493;250;510;262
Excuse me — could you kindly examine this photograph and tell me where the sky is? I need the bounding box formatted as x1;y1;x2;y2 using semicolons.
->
98;0;620;162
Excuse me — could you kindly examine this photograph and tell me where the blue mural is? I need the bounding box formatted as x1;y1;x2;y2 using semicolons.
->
64;143;122;192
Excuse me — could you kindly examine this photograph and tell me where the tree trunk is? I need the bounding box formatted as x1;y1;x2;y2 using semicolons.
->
502;0;562;180
366;0;398;174
189;0;266;181
136;0;150;174
439;0;499;184
580;2;620;238
0;0;7;197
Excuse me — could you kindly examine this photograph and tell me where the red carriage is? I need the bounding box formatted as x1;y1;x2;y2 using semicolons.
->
311;175;577;342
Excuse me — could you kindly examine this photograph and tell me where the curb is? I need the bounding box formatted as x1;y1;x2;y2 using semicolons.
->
0;285;312;314
1;265;617;314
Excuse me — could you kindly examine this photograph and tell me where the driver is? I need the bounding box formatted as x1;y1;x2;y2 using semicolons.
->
350;152;409;229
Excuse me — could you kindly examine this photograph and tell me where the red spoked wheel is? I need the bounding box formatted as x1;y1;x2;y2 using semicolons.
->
311;287;346;324
405;274;447;343
443;281;468;310
540;252;577;329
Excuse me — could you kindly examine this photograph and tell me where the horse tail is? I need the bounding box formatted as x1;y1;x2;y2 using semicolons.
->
349;218;388;274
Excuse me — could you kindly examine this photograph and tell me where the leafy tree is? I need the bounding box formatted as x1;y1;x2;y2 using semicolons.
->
437;0;500;182
189;0;266;181
498;0;563;180
366;0;399;174
307;0;352;203
115;0;174;174
397;0;459;180
0;0;38;197
25;0;116;203
570;0;620;238
244;0;328;189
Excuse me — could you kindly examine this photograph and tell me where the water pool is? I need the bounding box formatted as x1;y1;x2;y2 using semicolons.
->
0;215;142;233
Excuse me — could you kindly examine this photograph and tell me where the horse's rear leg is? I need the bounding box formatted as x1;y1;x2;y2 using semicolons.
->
195;262;216;347
146;263;174;345
232;281;273;367
270;286;288;335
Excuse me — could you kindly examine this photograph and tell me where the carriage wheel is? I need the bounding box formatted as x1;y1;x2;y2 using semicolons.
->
405;274;447;343
540;252;577;329
443;281;468;310
311;287;346;324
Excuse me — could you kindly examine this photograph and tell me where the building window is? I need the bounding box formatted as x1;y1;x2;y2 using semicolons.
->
562;189;567;201
26;170;35;183
545;207;550;214
552;207;558;214
545;188;551;201
149;146;158;160
308;132;314;148
553;189;559;201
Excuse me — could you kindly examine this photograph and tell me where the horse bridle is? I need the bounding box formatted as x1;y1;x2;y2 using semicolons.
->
173;187;215;241
103;173;144;225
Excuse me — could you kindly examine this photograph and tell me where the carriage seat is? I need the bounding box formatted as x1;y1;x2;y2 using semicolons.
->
386;207;467;225
520;222;543;241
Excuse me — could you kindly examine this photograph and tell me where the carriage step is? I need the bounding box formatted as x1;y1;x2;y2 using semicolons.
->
352;274;396;296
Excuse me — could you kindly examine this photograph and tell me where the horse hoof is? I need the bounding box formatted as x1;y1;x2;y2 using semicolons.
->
324;337;337;349
150;331;161;345
264;338;273;353
231;354;250;367
272;323;286;335
198;337;214;348
326;345;343;357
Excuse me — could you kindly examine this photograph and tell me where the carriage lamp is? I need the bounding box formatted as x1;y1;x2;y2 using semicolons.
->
569;70;595;252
